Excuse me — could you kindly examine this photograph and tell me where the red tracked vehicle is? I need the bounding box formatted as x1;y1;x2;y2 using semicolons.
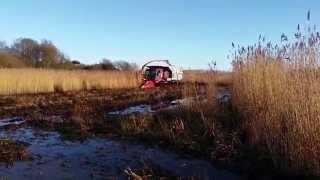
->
141;60;183;89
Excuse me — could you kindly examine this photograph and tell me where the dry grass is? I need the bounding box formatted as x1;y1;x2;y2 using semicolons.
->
0;138;29;165
232;26;320;175
119;102;218;151
183;70;232;87
0;68;140;95
120;72;219;144
118;74;239;163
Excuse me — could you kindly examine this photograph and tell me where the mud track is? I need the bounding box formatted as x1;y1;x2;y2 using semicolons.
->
0;87;181;123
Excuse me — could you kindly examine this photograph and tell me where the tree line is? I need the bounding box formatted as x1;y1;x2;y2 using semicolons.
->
0;38;138;70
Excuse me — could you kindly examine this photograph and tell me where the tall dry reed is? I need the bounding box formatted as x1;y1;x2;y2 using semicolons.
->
0;69;140;95
183;70;232;87
232;18;320;174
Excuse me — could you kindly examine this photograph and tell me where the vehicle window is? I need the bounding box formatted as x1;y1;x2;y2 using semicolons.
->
145;70;156;79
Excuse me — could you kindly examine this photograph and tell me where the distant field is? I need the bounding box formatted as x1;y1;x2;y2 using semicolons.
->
0;69;140;95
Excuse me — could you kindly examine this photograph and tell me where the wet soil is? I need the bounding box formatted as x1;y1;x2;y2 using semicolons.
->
0;127;238;180
0;85;306;179
0;87;180;120
0;85;242;179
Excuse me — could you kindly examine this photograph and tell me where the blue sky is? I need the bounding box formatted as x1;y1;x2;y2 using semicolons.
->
0;0;319;70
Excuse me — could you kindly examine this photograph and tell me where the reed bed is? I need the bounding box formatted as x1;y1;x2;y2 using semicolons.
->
183;70;232;87
232;24;320;175
0;69;140;95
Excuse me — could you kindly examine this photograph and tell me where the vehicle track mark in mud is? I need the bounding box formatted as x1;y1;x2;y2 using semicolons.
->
0;87;181;121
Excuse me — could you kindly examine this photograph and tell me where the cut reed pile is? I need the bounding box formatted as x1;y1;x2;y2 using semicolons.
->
232;20;320;175
0;69;140;95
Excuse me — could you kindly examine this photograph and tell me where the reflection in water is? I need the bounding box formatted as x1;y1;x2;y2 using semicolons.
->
0;117;25;127
0;127;238;180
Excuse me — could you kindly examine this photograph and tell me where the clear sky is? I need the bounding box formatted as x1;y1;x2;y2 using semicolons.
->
0;0;319;70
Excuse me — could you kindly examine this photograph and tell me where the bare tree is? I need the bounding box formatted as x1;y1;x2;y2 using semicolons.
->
100;58;116;70
38;40;59;68
114;60;138;71
0;41;7;50
11;38;40;66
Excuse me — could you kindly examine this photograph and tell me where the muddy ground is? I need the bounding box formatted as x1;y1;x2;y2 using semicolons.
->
0;85;309;180
0;127;238;179
0;86;181;121
0;85;240;179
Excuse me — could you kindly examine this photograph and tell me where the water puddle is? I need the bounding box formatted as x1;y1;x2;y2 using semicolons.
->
217;87;232;104
107;104;155;115
0;127;239;179
0;117;25;127
107;98;197;116
107;91;230;116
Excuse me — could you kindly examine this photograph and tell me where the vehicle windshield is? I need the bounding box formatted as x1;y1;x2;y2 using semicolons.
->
144;69;157;80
